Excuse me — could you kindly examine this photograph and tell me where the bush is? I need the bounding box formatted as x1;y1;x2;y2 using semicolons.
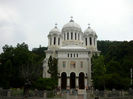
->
33;78;57;90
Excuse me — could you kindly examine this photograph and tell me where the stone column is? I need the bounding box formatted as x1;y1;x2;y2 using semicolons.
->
58;78;61;89
78;33;79;40
65;32;67;40
84;38;86;46
79;33;81;40
88;58;92;87
52;36;54;45
56;36;58;46
69;32;70;40
92;37;94;46
67;77;70;89
88;37;90;46
76;77;79;89
95;38;97;50
85;78;88;89
77;32;78;40
73;32;75;40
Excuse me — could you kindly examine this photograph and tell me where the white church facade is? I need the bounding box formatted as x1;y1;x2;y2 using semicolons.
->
43;18;99;90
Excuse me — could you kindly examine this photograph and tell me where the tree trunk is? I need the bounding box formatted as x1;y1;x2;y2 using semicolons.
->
23;85;29;98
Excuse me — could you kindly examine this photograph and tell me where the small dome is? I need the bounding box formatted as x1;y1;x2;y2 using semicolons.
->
84;25;97;36
62;19;82;32
49;24;60;35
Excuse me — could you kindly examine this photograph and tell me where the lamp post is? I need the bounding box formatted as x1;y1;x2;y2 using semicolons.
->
130;68;132;86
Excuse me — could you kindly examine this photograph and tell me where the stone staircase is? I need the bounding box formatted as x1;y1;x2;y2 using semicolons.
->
78;89;86;95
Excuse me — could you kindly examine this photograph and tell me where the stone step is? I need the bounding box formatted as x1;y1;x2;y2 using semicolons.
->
78;89;86;95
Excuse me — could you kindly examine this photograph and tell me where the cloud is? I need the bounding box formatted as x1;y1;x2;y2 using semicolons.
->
0;0;133;53
0;4;27;52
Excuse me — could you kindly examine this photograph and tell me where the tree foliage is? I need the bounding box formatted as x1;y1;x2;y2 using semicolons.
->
0;43;43;89
92;40;133;90
48;56;58;80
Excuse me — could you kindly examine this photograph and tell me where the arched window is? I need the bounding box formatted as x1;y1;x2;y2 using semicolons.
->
75;33;77;40
61;72;67;89
85;38;87;46
70;61;76;68
80;61;83;68
67;32;69;40
71;32;73;40
50;38;52;45
54;37;56;45
63;61;66;68
70;72;76;88
74;53;75;57
71;53;72;57
90;37;92;45
79;72;85;89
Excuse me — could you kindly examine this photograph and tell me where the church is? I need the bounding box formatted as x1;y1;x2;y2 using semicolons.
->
43;17;99;90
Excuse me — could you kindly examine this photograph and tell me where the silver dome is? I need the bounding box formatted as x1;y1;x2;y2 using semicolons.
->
49;26;60;35
84;26;97;37
62;19;82;32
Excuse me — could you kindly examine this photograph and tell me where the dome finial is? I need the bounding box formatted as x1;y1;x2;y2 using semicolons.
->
70;16;74;22
55;23;57;28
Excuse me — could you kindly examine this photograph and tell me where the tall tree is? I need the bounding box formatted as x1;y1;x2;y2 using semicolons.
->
92;55;106;90
48;56;58;80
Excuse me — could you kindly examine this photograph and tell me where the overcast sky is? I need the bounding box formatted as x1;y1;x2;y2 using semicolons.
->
0;0;133;53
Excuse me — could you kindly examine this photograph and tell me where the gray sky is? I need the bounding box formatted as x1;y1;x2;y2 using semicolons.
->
0;0;133;53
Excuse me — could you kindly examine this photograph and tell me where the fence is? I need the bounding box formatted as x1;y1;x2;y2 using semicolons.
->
0;88;133;99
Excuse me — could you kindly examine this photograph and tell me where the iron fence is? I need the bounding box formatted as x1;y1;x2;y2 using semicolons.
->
0;88;133;99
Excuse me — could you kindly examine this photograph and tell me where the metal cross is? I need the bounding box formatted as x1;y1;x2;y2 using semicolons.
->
70;16;73;20
88;23;90;28
55;23;57;28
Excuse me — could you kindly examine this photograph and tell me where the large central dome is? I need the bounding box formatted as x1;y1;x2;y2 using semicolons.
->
62;19;82;32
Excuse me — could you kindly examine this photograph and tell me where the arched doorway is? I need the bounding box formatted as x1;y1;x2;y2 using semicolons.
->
70;72;76;89
79;72;85;89
61;72;67;89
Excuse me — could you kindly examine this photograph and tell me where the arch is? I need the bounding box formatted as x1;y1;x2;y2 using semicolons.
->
79;72;85;89
61;72;67;89
70;72;76;89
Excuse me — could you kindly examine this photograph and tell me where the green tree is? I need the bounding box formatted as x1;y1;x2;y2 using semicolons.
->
92;55;106;90
48;56;58;80
0;43;43;96
47;56;58;87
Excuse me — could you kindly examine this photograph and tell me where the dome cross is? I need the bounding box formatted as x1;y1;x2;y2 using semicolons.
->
88;23;90;28
70;16;73;20
70;16;74;22
55;23;58;28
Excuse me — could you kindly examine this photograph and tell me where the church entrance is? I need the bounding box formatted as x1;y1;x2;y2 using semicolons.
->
70;72;76;89
79;72;85;89
61;72;67;89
